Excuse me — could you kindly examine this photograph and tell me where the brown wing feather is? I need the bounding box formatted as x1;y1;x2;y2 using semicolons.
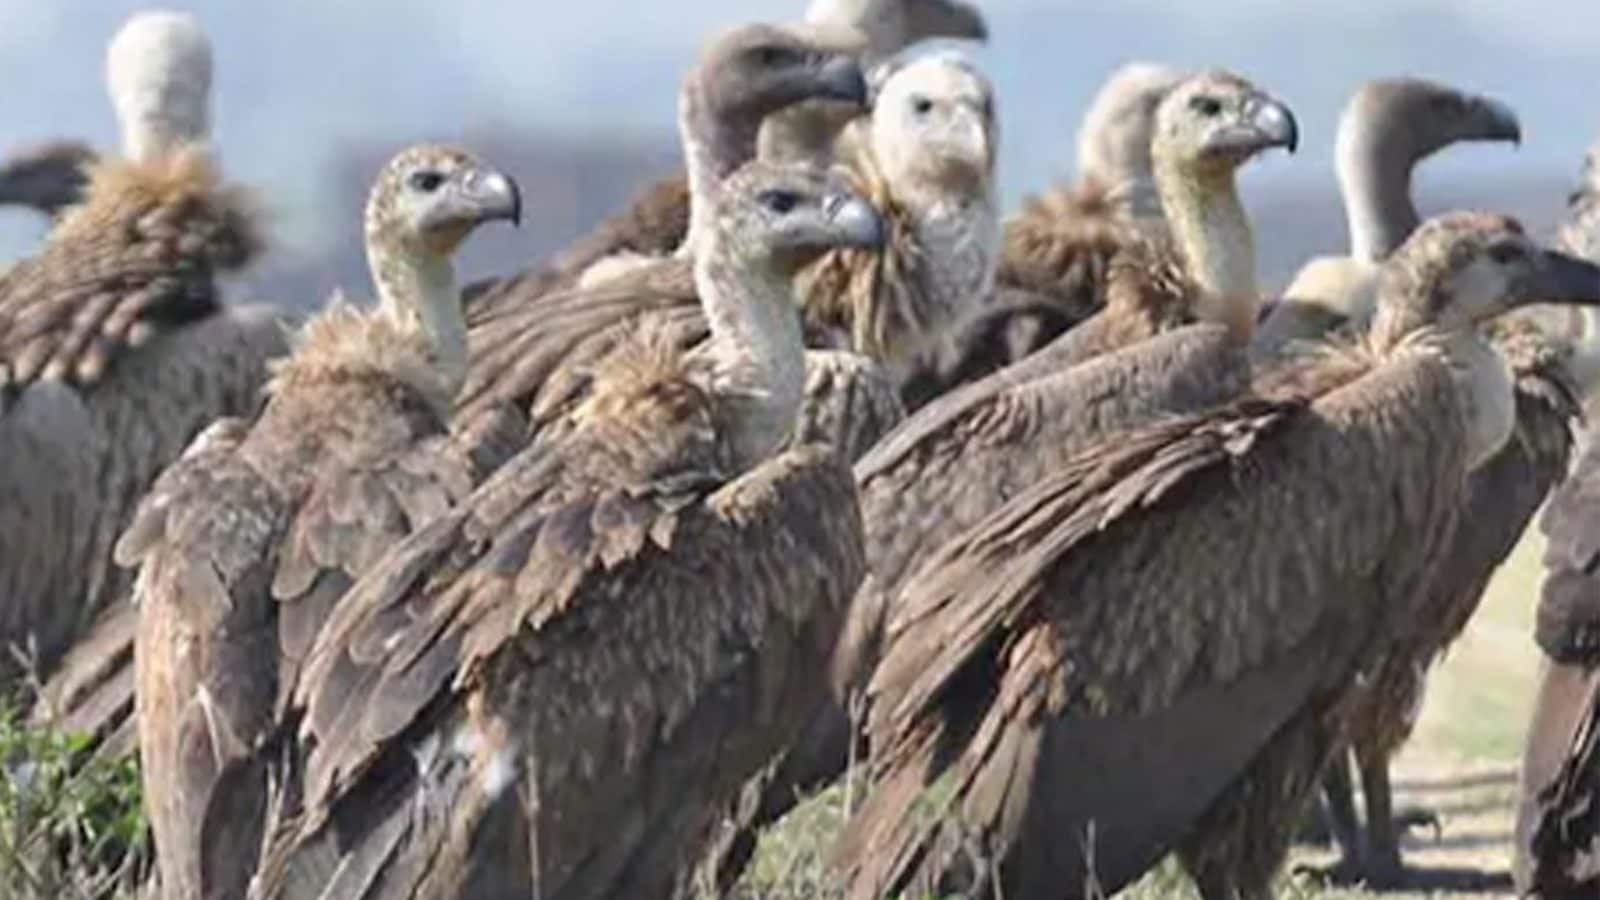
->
840;346;1472;899
0;149;261;389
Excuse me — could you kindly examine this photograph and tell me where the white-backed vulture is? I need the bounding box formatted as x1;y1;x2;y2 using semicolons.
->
898;60;1186;407
836;211;1600;900
0;140;98;221
246;161;878;900
0;11;287;693
1513;135;1600;900
1256;78;1522;352
696;68;1296;893
460;50;1002;464
123;144;522;900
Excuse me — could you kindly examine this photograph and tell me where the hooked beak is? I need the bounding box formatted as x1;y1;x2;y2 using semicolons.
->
1466;95;1522;146
1206;94;1299;158
825;191;884;249
816;52;869;107
1518;249;1600;308
460;166;523;228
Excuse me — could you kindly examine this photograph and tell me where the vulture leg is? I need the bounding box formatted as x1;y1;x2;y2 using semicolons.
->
1355;747;1404;888
1318;755;1364;869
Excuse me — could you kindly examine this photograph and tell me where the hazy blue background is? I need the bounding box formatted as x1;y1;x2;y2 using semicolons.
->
1;0;1596;301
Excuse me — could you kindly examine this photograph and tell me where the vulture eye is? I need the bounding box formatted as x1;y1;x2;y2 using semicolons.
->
758;190;799;214
1189;95;1223;117
1487;242;1525;265
408;171;445;193
756;46;794;67
912;96;934;116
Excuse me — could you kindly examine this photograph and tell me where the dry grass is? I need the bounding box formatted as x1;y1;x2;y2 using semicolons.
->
736;531;1548;899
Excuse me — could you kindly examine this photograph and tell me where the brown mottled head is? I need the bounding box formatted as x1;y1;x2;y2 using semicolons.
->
690;23;869;125
712;161;884;277
0;140;96;216
1154;69;1298;174
364;144;521;260
1380;211;1600;330
1341;78;1520;167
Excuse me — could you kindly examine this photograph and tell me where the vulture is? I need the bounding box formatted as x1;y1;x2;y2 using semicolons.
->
1256;78;1522;351
696;68;1296;892
898;60;1186;407
1513;135;1600;900
0;11;287;699
0;140;98;221
835;211;1600;900
465;0;984;315
246;161;877;900
460;49;1002;463
1248;77;1535;887
124;144;522;900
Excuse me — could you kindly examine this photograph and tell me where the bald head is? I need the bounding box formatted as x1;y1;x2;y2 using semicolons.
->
1075;61;1186;193
869;52;996;197
806;0;987;62
689;23;868;131
713;162;883;277
1336;78;1521;262
106;10;212;162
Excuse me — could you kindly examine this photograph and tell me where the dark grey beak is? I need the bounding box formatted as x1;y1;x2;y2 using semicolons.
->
816;53;869;106
462;167;522;227
906;0;990;43
1468;96;1522;146
1520;249;1600;306
825;191;884;249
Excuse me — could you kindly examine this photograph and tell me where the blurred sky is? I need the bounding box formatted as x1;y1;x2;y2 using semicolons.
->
0;0;1598;275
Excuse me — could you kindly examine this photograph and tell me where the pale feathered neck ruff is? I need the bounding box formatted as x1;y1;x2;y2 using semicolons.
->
267;295;456;421
795;144;934;369
51;144;264;270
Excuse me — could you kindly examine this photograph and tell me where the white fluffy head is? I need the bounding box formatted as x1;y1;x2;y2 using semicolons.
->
870;51;996;195
106;10;213;162
1074;61;1185;188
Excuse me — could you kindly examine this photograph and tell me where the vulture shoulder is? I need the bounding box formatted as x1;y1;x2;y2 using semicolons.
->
840;342;1471;898
0;147;263;388
261;334;866;900
996;178;1131;317
1538;432;1600;665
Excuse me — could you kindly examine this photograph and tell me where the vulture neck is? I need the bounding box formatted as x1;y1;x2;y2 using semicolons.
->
370;244;468;403
680;86;760;260
1156;157;1258;342
695;250;807;472
1371;300;1516;472
1337;124;1419;262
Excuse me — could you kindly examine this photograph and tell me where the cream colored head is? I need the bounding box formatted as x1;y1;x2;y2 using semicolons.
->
868;51;996;198
1153;70;1298;179
1075;61;1185;194
106;10;213;162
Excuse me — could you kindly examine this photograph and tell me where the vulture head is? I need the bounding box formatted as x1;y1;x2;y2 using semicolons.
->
1339;78;1520;176
691;23;869;126
1381;212;1600;332
869;51;996;196
1154;70;1298;177
806;0;987;62
105;10;213;162
366;144;522;263
713;162;884;281
1075;61;1186;195
0;140;96;217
